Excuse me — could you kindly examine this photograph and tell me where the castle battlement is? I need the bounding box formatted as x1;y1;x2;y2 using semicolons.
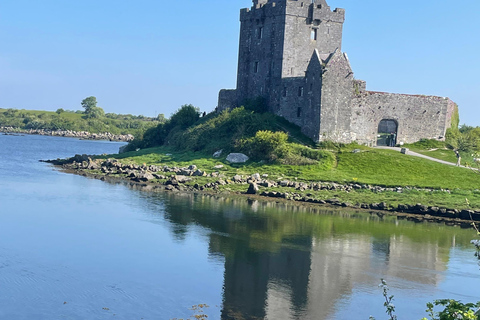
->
240;3;283;21
242;0;344;23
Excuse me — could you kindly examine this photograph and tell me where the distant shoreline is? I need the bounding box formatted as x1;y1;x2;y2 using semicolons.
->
1;127;134;142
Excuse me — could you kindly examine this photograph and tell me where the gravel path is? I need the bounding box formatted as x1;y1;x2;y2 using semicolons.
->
375;146;477;170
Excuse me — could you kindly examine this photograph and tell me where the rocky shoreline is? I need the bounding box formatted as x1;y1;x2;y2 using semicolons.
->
1;127;134;142
45;154;480;229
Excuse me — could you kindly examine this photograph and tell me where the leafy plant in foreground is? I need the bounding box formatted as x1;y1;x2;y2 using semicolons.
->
369;279;397;320
422;300;480;320
466;198;480;260
371;280;480;320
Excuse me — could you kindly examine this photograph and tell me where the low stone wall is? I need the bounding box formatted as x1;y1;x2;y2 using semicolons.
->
351;91;453;145
0;127;134;142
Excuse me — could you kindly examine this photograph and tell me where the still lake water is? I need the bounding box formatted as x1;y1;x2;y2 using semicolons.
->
0;134;479;320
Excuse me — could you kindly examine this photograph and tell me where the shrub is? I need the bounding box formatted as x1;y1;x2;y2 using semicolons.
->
238;130;289;162
165;107;279;153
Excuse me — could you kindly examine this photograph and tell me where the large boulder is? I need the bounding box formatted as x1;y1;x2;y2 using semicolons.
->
192;169;207;177
133;172;154;182
251;173;261;181
246;182;259;195
226;153;249;163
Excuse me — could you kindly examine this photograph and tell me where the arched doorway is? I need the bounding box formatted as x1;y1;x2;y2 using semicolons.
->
377;119;398;146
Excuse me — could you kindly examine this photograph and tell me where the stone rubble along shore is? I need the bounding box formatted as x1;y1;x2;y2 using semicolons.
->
1;127;134;142
51;155;480;226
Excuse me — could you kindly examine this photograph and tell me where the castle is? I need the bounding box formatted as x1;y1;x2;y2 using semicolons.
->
218;0;456;146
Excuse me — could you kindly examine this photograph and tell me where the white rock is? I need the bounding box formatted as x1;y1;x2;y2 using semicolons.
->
226;153;249;163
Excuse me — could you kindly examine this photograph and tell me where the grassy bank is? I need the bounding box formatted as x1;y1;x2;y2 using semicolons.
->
91;145;480;211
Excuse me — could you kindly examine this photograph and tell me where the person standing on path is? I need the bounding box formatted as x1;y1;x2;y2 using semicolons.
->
455;150;461;166
390;132;397;147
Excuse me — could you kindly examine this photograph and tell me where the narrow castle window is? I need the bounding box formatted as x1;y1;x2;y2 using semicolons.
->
298;86;304;97
297;107;302;117
311;29;317;41
283;87;287;97
258;27;263;39
254;62;259;73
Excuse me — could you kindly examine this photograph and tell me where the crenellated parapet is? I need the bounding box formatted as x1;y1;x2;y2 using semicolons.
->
240;1;284;21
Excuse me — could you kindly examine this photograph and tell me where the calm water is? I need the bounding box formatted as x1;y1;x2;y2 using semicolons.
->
0;134;479;320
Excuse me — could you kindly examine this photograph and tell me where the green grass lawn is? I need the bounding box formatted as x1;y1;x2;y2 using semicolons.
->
105;146;480;190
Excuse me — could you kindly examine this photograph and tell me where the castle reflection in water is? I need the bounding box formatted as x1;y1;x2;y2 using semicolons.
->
133;188;465;320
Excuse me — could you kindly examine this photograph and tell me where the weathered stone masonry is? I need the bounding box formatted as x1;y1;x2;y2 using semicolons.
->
218;0;456;145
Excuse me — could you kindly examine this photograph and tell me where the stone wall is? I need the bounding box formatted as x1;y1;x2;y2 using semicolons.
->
352;91;454;145
218;89;237;112
318;51;354;143
301;50;324;141
236;2;285;108
283;0;344;78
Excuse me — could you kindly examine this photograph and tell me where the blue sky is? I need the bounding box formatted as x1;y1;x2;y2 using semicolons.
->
1;0;478;125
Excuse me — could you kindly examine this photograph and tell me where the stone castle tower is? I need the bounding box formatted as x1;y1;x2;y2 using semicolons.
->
219;0;456;145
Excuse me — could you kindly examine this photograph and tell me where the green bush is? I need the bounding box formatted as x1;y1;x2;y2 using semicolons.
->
162;107;279;153
238;130;289;162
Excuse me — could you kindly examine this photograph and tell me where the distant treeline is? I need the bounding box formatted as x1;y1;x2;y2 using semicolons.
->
0;97;164;137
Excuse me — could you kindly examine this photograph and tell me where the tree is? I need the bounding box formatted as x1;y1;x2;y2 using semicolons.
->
81;96;97;114
81;96;105;119
447;127;479;153
85;106;105;119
